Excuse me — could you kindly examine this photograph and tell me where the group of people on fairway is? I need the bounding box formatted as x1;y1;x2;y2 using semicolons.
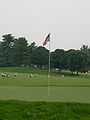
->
1;73;37;78
1;73;17;78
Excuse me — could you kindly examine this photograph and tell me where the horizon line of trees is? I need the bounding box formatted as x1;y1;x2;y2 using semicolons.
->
0;34;90;75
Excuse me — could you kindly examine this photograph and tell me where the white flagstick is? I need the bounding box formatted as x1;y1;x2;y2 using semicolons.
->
43;33;51;97
48;34;51;97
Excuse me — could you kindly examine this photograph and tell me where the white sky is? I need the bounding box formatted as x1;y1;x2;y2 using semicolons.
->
0;0;90;51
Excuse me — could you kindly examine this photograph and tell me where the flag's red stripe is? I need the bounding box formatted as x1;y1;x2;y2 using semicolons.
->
43;33;50;45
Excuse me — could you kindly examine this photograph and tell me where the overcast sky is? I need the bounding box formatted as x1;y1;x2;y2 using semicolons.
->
0;0;90;51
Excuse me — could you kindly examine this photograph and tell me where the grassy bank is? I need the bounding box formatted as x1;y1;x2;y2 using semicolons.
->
0;100;90;120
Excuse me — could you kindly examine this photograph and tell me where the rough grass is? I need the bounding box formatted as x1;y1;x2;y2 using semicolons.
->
0;100;90;120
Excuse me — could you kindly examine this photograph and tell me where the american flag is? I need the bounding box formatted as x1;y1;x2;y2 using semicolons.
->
43;33;50;46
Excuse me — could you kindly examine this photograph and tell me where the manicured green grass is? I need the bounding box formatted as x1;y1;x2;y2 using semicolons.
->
0;86;90;103
0;67;90;103
0;100;90;120
0;67;48;74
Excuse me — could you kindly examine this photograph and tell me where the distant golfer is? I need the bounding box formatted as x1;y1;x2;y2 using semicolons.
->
14;73;17;77
85;72;88;75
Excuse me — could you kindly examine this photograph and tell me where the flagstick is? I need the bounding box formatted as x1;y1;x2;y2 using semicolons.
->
48;36;51;97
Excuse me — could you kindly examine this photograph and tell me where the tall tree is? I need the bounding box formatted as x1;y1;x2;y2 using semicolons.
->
80;45;90;69
13;37;28;66
51;49;67;73
68;50;88;75
26;42;37;66
31;46;49;67
1;34;14;66
0;42;3;66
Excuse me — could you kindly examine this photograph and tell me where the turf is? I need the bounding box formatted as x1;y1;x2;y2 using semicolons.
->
0;67;48;74
0;67;90;119
0;100;90;120
0;67;90;103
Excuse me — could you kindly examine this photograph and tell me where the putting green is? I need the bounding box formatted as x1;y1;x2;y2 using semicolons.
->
0;86;90;103
0;71;90;103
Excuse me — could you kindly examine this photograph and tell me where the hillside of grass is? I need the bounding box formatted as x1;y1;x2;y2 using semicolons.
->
0;100;90;120
0;67;48;74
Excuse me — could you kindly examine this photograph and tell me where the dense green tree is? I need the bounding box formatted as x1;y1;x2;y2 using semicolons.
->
31;46;49;67
0;42;3;66
51;49;67;73
68;50;88;75
13;37;28;66
80;45;90;69
1;34;14;66
26;42;37;66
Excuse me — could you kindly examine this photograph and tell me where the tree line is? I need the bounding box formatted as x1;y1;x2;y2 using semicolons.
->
0;34;90;75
